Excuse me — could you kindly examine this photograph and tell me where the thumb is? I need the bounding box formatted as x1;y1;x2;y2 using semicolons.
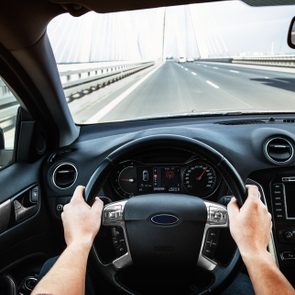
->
91;197;104;215
227;197;240;221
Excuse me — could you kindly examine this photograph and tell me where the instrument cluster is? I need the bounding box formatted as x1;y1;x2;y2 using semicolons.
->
111;158;221;199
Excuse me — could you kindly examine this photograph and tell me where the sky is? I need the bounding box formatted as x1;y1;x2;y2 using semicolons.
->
47;0;295;62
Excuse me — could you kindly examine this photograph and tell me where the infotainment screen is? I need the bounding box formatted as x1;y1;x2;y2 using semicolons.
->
283;183;295;219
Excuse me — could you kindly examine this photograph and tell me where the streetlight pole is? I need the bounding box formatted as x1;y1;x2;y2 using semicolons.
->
162;7;167;62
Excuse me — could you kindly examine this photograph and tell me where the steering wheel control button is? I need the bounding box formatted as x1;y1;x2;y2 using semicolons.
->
104;205;123;223
202;228;220;259
112;227;127;256
208;207;227;225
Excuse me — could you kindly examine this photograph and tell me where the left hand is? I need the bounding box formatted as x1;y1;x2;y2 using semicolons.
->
61;185;104;250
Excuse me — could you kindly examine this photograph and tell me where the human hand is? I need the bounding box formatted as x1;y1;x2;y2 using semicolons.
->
61;185;104;251
227;185;272;259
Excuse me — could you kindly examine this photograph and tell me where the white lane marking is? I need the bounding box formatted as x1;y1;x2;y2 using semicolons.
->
264;77;269;79
229;70;240;73
203;65;208;68
273;78;289;84
86;64;162;123
206;80;220;89
213;67;219;70
191;71;197;76
185;68;188;71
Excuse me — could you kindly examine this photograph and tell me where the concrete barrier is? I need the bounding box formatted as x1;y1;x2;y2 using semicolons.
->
0;61;155;131
232;55;295;67
61;61;154;100
199;55;295;68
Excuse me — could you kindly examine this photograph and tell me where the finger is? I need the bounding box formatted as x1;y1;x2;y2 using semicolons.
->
91;197;104;215
71;185;85;202
245;185;260;200
227;197;240;220
227;197;240;219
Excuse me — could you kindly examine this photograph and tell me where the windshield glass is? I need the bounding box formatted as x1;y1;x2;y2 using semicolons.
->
48;0;295;124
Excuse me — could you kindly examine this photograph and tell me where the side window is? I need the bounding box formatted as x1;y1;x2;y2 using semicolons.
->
0;77;20;169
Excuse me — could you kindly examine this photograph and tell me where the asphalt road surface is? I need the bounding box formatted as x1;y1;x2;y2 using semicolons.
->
71;61;295;123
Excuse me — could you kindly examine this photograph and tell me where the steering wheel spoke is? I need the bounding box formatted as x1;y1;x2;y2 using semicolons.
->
112;251;132;269
102;200;133;270
197;201;229;272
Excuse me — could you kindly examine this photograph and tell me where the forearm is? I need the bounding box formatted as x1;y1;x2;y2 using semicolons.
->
242;251;295;295
32;243;90;295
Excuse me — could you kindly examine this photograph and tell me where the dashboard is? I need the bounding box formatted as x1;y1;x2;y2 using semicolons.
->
42;115;295;286
110;158;220;199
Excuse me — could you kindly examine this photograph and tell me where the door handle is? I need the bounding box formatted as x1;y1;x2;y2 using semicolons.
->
0;199;12;233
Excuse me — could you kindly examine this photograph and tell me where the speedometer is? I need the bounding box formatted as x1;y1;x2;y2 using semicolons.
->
183;161;217;197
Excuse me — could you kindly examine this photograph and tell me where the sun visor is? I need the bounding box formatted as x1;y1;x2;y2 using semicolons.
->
241;0;295;6
49;0;219;14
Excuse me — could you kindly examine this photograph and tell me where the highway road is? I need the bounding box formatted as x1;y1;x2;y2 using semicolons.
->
2;60;295;147
72;60;295;124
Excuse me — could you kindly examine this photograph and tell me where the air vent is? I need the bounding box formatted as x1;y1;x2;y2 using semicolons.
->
264;137;294;165
218;119;265;125
52;163;78;189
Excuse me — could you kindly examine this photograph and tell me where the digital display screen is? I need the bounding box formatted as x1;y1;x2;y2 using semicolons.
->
284;183;295;219
137;166;181;193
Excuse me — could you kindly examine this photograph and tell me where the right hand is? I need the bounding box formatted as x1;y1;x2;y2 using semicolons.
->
227;185;272;258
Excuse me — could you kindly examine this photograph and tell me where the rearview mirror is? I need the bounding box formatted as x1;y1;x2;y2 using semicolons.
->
288;17;295;48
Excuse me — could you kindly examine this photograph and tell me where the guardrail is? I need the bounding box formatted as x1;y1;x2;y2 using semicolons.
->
232;55;295;67
198;55;295;68
0;61;155;133
61;61;154;101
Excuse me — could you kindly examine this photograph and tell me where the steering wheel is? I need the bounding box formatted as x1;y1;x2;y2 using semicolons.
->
84;134;246;294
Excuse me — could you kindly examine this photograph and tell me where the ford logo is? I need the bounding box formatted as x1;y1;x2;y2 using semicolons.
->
151;214;179;225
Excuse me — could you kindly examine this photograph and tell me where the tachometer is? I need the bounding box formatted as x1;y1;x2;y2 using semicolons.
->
183;161;217;197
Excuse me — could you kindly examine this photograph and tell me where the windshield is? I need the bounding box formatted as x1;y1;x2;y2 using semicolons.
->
48;0;295;124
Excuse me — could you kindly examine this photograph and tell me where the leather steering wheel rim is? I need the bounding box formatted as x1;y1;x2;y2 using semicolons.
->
84;134;246;295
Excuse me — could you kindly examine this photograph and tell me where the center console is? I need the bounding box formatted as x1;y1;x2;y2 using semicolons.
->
249;170;295;287
270;178;295;267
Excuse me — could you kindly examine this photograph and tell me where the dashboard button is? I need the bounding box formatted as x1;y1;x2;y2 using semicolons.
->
56;204;63;212
272;183;284;197
280;251;295;260
283;231;293;240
